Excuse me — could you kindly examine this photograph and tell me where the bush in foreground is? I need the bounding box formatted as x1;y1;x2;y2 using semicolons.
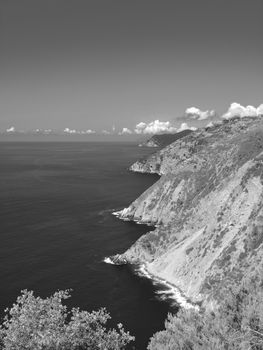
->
148;270;263;350
0;290;134;350
1;269;263;350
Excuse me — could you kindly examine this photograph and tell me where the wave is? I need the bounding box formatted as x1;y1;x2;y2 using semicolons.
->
104;257;198;309
103;257;116;265
110;209;195;308
134;264;199;310
103;254;127;265
112;209;157;227
112;209;129;219
112;210;130;221
112;210;121;217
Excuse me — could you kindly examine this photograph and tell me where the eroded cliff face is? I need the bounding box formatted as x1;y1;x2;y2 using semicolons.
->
117;117;263;307
138;130;192;149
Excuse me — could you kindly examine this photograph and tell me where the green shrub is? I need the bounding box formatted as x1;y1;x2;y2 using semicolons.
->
0;290;134;350
148;268;263;350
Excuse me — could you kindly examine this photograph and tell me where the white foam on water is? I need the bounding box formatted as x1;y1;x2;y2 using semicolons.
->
103;257;116;265
109;211;198;309
112;210;122;217
135;263;199;310
112;208;131;221
155;290;173;295
113;208;157;227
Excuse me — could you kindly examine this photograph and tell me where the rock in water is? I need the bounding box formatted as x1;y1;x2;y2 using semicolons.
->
116;116;263;308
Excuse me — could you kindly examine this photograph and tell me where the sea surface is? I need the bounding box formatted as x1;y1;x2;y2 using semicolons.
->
0;142;176;349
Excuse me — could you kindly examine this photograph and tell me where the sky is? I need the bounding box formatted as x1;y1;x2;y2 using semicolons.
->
0;0;262;134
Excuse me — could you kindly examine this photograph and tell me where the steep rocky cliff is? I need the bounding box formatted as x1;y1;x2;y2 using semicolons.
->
138;130;192;148
116;116;263;307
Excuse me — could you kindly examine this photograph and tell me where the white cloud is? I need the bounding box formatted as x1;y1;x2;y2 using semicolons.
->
64;128;76;134
6;126;15;133
246;105;258;117
257;104;263;115
118;127;132;135
134;120;177;134
64;128;95;134
102;130;111;135
222;103;263;120
185;107;216;120
134;122;147;134
177;122;197;132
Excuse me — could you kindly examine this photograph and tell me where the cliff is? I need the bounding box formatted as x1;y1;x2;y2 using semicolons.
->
138;130;192;148
115;116;263;307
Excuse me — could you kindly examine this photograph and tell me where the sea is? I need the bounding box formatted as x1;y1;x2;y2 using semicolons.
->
0;141;177;349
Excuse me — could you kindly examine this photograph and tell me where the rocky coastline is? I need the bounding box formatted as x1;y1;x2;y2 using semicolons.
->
104;254;199;310
106;116;263;309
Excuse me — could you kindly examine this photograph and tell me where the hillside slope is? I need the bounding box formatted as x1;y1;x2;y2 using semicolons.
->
139;130;192;148
115;117;263;307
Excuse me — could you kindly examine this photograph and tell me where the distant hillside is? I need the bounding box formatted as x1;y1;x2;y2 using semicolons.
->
139;130;192;148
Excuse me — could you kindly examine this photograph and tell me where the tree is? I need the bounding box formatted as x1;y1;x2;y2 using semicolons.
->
0;290;134;350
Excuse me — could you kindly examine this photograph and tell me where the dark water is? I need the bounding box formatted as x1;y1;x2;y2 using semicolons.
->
0;142;175;349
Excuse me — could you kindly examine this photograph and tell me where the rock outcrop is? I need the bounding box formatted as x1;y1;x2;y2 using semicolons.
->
117;116;263;307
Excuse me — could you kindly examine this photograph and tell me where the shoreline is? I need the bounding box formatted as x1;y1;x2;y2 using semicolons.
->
113;209;158;227
103;256;199;310
106;209;199;310
134;263;200;310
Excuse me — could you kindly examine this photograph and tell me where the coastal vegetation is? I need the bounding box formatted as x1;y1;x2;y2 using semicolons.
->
1;270;263;350
148;266;263;350
0;290;134;350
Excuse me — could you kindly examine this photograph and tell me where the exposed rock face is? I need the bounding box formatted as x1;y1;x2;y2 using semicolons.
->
117;117;263;307
138;130;192;149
